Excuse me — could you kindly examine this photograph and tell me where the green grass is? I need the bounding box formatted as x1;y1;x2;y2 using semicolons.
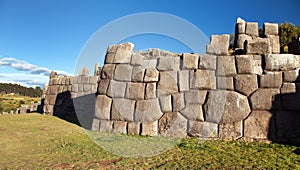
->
0;94;41;112
0;114;299;169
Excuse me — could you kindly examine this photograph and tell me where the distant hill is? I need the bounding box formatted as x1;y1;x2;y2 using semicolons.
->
0;83;42;97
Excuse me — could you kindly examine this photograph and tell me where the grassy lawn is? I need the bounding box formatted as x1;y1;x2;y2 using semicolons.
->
0;94;41;113
0;114;299;169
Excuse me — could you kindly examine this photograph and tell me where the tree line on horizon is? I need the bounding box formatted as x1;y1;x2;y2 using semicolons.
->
0;83;42;97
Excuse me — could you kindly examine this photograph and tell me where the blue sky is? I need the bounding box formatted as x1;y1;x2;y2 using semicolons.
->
0;0;299;87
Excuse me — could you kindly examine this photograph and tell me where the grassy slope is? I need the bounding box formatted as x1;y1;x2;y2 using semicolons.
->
0;94;41;112
0;114;299;169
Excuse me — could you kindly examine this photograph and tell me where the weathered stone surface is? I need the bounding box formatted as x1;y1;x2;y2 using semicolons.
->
111;98;135;121
245;38;271;54
83;84;92;92
178;70;189;92
217;56;236;76
263;23;279;35
246;22;259;36
125;82;145;100
182;53;199;69
180;104;204;121
264;54;300;71
236;22;246;34
172;93;185;112
283;69;300;82
113;121;127;134
234;74;258;96
219;121;243;140
206;34;230;55
95;95;112;120
276;111;300;139
144;68;159;82
128;122;140;135
50;78;59;85
217;77;234;90
157;71;178;96
204;90;250;124
114;64;133;82
105;45;118;64
106;80;127;98
236;55;254;74
250;88;281;110
79;67;89;76
235;34;252;49
80;76;89;84
141;59;157;69
44;95;56;105
184;90;207;105
99;120;113;133
101;64;115;79
157;56;179;71
50;85;59;95
71;84;79;93
145;83;156;99
199;54;217;70
97;79;110;95
91;118;100;131
113;42;134;64
190;70;216;90
50;71;57;78
281;83;300;111
267;35;280;54
259;72;282;88
131;52;145;66
135;99;163;122
244;111;275;139
141;121;158;136
188;121;218;138
159;95;172;112
131;66;145;82
158;112;187;137
253;55;263;75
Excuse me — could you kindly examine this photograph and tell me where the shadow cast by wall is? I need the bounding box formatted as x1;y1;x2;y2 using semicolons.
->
53;91;96;130
269;80;300;146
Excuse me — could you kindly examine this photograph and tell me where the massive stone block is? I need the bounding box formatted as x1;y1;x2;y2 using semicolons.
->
113;42;134;64
128;122;140;135
217;56;236;76
190;70;216;90
178;70;189;92
99;120;113;133
106;80;127;98
244;111;275;139
234;74;258;96
236;22;246;34
245;38;271;54
182;53;199;70
267;35;280;54
188;121;218;138
259;72;282;88
206;34;230;55
101;64;116;79
180;104;204;121
217;77;234;90
263;23;279;35
159;95;172;112
158;112;187;137
98;79;110;95
264;54;300;71
135;99;163;122
198;54;217;70
157;71;178;96
125;82;145;100
253;55;263;75
144;68;159;82
111;98;135;121
145;83;156;99
283;69;300;82
105;45;118;64
91;118;100;131
141;59;157;69
219;121;243;140
95;95;112;120
141;121;158;136
235;55;254;74
250;88;281;110
172;93;185;112
113;121;127;134
245;22;259;36
157;56;180;71
235;34;252;49
204;90;250;124
184;90;207;105
114;64;133;82
131;52;145;66
131;66;145;82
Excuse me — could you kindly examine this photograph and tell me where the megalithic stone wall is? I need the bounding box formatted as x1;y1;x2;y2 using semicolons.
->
43;18;300;143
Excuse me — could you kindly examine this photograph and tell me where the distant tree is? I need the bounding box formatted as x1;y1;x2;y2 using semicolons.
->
279;22;300;47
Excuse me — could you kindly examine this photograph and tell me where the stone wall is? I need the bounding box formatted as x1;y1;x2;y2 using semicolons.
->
43;18;300;143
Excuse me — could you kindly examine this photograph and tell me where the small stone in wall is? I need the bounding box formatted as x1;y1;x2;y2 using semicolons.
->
113;121;127;134
159;95;172;113
236;55;254;74
198;54;217;70
245;22;259;36
106;80;127;98
157;71;178;96
182;53;199;70
263;23;279;35
178;70;189;92
234;74;258;96
180;104;204;121
158;112;187;137
190;70;216;90
184;90;207;105
283;69;300;82
219;121;243;140
188;121;218;138
144;68;159;82
128;122;140;135
172;93;185;112
101;64;116;79
206;34;230;55
259;72;282;88
132;66;145;82
125;82;145;100
217;56;236;76
113;42;134;64
217;77;234;90
145;83;156;99
114;64;133;82
141;121;158;136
